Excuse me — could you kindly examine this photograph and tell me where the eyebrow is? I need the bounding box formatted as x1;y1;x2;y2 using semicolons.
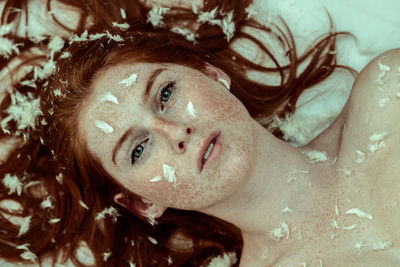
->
112;67;166;165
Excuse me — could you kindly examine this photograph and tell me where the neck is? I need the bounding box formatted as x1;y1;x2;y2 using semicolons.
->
200;120;341;265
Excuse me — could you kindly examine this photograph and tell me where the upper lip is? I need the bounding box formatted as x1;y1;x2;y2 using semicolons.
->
198;130;220;172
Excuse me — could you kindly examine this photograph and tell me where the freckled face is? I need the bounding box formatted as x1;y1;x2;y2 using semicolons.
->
79;62;255;210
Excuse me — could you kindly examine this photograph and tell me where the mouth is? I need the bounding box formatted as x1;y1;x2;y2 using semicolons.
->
198;131;221;173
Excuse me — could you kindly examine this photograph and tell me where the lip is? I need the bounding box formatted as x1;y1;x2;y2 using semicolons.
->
198;131;221;173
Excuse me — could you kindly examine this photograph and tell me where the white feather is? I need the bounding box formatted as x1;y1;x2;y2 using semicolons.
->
147;5;169;28
163;164;176;183
186;101;198;119
20;250;38;262
60;51;71;59
40;196;54;209
106;31;124;42
103;251;112;261
355;150;365;164
372;241;392;251
206;252;237;267
120;8;127;19
302;150;328;164
112;22;130;30
2;173;23;196
119;73;138;87
94;120;114;134
346;208;373;220
245;3;259;20
218;78;230;90
0;37;20;58
79;200;89;210
171;27;198;42
147;236;158;244
1;91;42;137
96;206;120;223
100;92;119;104
48;218;61;224
149;175;162;183
18;216;32;237
269;222;290;241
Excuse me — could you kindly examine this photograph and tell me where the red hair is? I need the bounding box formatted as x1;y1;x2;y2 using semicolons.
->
0;0;355;266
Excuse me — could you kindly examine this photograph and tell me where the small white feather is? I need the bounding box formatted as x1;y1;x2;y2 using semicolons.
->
355;150;365;164
20;250;38;262
147;5;169;28
40;196;54;209
100;92;119;104
106;31;124;42
96;206;120;223
94;120;114;134
206;252;237;267
302;150;328;164
120;8;127;19
0;37;20;58
1;91;42;136
2;173;23;196
147;236;158;244
378;97;389;108
56;173;63;184
48;218;61;224
269;222;290;241
218;78;230;90
221;11;235;41
372;241;392;251
245;3;259;20
112;22;130;30
119;73;138;87
186;101;198;119
60;51;71;59
198;7;218;24
171;27;198;42
149;175;162;183
18;216;32;237
343;224;358;230
103;251;112;261
79;200;89;210
163;164;176;183
346;208;373;220
89;32;107;41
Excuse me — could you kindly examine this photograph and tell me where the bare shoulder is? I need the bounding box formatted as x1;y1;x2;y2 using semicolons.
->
341;49;400;146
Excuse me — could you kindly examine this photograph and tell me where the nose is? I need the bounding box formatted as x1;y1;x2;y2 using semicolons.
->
152;117;194;153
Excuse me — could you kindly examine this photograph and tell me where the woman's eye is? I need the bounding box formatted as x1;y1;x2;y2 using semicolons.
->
157;81;175;110
130;138;149;165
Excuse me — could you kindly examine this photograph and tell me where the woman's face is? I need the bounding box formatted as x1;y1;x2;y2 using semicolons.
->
79;62;255;210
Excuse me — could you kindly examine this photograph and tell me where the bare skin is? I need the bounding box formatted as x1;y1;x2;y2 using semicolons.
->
79;49;400;267
236;49;400;266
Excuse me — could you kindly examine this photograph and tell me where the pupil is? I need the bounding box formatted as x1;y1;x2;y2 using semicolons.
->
162;89;171;101
135;146;143;158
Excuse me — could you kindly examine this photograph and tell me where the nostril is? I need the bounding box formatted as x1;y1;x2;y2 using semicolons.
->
178;142;184;149
186;128;191;134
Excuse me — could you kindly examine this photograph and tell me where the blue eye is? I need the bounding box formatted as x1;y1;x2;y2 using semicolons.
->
130;138;149;165
158;81;175;110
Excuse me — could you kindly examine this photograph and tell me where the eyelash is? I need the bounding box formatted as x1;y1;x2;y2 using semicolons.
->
130;81;176;165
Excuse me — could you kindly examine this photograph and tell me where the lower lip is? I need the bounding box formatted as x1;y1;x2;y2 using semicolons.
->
202;134;222;172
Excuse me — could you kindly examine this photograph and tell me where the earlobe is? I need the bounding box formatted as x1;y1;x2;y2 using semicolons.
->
113;193;167;222
203;62;231;90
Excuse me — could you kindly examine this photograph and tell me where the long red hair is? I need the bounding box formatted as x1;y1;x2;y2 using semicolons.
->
0;0;355;266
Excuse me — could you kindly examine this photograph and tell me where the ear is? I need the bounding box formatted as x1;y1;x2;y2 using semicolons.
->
113;192;167;220
203;62;231;90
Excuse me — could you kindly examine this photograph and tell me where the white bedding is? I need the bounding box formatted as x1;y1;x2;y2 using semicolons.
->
0;0;399;266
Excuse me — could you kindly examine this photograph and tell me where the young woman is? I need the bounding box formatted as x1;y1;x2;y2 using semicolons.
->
0;0;399;266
